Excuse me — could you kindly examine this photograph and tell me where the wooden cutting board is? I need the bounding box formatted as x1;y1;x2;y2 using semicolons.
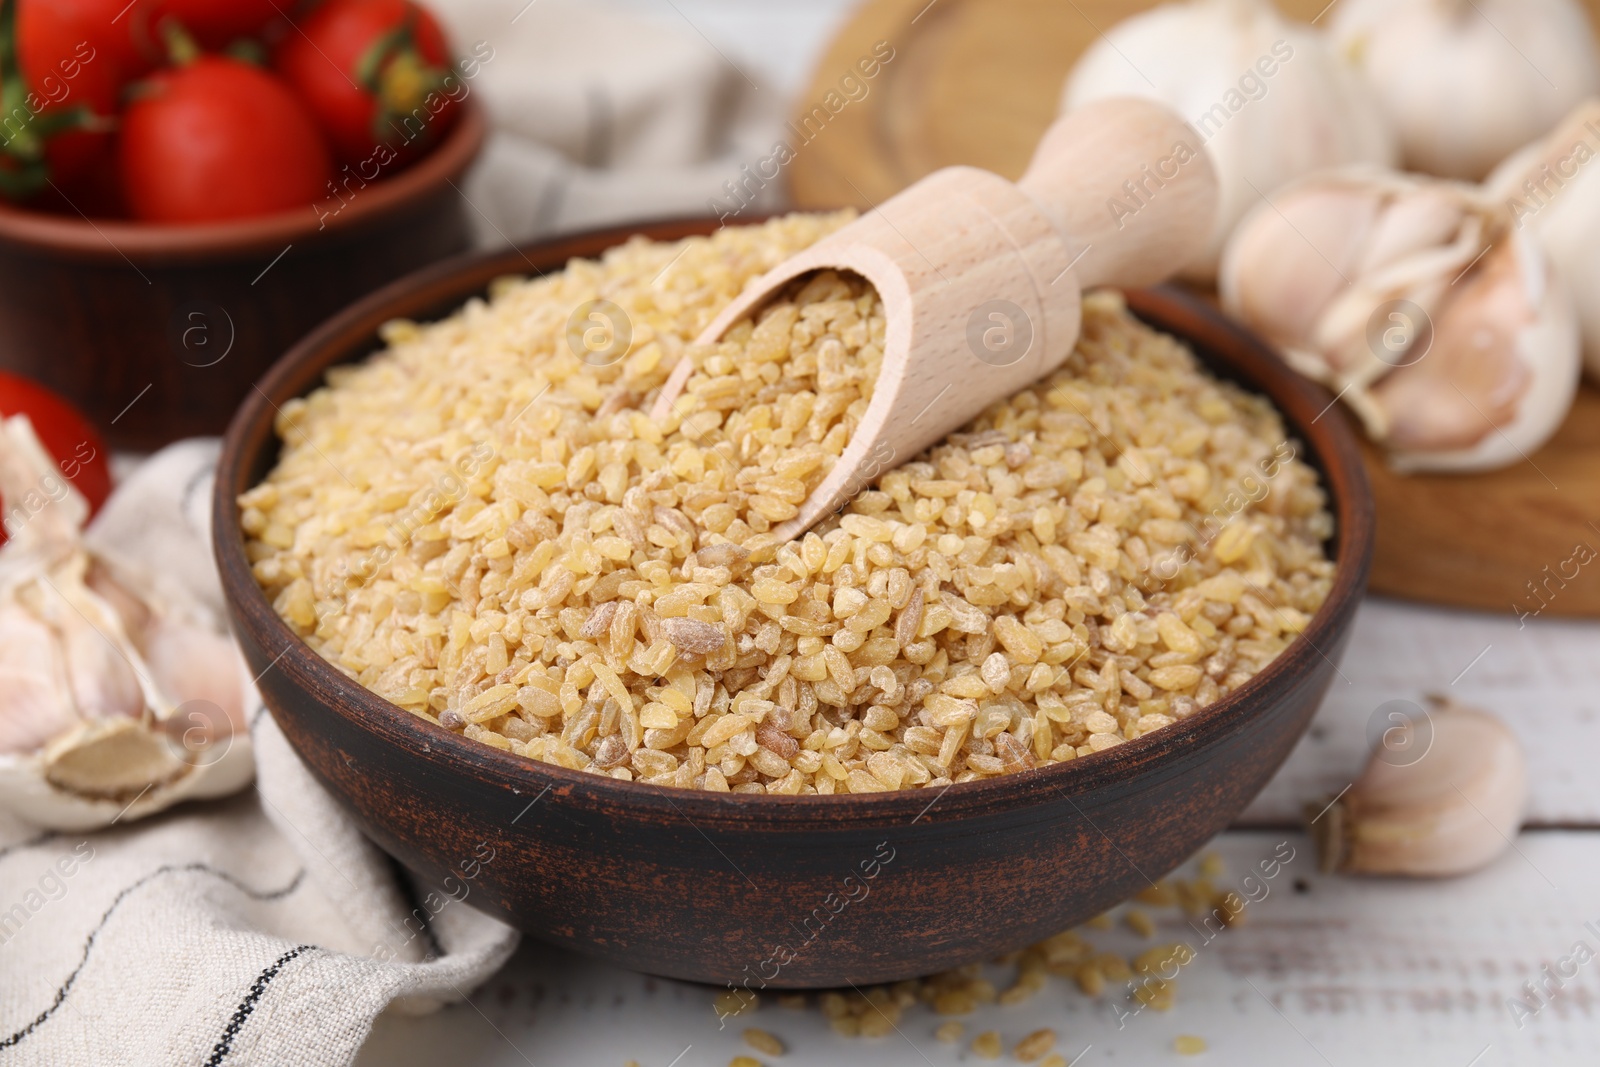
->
789;0;1600;618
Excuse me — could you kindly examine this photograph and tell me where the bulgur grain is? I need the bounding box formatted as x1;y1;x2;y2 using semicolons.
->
244;215;1334;792
1174;1035;1208;1055
742;1029;784;1056
934;1021;964;1043
714;989;757;1019
1014;1028;1058;1061
971;1030;1003;1059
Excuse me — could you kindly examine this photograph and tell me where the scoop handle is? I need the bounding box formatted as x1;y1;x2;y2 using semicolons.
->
1018;97;1218;291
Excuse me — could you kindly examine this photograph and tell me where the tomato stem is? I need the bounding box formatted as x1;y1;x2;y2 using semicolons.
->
354;12;419;92
160;19;203;67
352;8;454;149
226;38;269;66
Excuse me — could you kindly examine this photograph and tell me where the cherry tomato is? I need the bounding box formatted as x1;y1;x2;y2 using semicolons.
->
275;0;458;167
0;371;111;545
17;0;145;79
119;56;332;224
0;0;135;200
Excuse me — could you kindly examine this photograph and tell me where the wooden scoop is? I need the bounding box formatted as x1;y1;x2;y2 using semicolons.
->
650;97;1219;542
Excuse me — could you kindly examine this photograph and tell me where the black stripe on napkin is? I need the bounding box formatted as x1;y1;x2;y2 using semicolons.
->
0;864;305;1051
203;944;316;1067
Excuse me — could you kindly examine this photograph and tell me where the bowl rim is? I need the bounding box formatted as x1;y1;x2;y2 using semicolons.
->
215;215;1375;829
0;98;487;262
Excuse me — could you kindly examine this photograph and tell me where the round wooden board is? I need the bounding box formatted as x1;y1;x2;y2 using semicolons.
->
791;0;1600;617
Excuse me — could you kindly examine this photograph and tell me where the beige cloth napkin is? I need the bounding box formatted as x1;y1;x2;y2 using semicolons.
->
0;441;519;1066
436;0;788;246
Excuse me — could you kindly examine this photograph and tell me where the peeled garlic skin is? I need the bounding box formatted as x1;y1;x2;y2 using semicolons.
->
1328;701;1527;878
1375;233;1580;472
1333;0;1600;181
1063;0;1396;281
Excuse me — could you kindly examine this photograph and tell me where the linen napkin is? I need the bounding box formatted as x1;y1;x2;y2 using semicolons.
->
0;441;519;1067
434;0;789;247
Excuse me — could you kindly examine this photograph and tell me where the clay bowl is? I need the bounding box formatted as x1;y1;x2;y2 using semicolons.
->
216;217;1374;988
0;100;486;452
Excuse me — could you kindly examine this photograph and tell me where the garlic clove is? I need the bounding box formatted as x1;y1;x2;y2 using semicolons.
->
1218;179;1383;365
1369;233;1580;471
1310;697;1527;878
86;558;155;640
0;602;79;756
1355;184;1472;276
39;578;148;724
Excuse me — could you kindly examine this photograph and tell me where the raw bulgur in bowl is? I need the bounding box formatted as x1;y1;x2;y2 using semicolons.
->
239;214;1335;797
216;215;1372;985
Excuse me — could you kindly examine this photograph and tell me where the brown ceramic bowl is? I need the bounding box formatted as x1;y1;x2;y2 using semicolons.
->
215;218;1374;988
0;100;486;451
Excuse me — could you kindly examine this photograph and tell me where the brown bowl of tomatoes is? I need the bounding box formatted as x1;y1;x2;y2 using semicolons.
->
0;0;486;451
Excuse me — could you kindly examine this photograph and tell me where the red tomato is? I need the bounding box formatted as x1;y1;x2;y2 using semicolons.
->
0;372;111;545
17;0;145;79
275;0;458;167
141;0;288;51
2;0;135;198
119;57;332;224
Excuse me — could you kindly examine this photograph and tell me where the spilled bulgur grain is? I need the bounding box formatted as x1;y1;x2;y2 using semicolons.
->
242;214;1334;793
1015;1028;1058;1061
718;855;1241;1055
742;1028;784;1056
971;1030;1003;1059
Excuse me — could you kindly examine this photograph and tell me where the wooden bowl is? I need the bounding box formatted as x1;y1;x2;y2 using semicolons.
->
215;218;1375;988
0;100;486;452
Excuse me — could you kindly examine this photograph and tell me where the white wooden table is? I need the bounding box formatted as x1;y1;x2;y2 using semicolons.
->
355;4;1600;1063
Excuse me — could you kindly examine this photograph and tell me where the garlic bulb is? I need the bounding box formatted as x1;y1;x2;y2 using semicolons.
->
1220;169;1581;471
1062;0;1396;282
0;416;254;831
1333;0;1600;182
1488;99;1600;383
1309;697;1527;878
